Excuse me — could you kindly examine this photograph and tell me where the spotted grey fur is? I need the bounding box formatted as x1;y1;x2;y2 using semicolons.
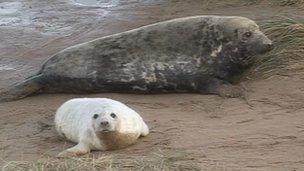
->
0;15;272;102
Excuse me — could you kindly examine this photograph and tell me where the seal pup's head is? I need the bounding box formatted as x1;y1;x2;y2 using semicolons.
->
92;112;120;133
91;111;139;150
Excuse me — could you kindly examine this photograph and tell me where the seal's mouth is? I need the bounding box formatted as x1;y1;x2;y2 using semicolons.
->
97;129;115;133
260;43;273;54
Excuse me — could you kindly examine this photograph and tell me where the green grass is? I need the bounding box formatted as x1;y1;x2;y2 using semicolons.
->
244;17;304;79
2;150;201;171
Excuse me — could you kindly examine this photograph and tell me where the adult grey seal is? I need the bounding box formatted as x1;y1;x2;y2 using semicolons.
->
0;15;272;102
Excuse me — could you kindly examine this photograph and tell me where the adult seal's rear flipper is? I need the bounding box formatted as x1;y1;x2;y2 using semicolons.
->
0;74;44;102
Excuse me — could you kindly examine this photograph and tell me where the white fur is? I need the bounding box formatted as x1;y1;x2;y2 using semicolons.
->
55;98;149;157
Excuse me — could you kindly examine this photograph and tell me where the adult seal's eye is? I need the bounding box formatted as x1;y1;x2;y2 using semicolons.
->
110;113;117;118
244;31;252;38
93;114;99;119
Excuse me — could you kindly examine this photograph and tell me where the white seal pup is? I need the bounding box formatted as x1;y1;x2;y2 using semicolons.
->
55;98;149;157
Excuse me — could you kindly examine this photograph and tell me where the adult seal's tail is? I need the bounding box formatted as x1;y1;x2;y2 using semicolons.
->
0;16;273;102
0;74;44;102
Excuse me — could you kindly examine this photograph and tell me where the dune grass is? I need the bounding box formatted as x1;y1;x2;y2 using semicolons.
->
256;0;304;6
271;0;304;7
244;17;304;79
2;150;201;171
242;0;304;7
201;0;304;8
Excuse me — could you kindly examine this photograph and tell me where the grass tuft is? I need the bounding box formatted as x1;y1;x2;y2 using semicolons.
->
274;0;304;7
244;0;304;7
201;0;304;8
2;150;200;171
244;17;304;79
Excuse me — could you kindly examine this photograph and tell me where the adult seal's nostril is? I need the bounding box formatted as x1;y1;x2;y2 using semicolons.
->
101;121;109;126
267;43;273;50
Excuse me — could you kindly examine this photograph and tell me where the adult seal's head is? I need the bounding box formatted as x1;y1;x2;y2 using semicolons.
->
221;17;273;63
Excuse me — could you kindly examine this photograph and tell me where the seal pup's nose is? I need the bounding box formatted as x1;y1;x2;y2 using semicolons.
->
100;121;109;126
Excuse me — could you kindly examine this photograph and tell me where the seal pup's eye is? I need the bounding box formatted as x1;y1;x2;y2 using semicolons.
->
93;114;99;119
110;113;117;118
244;31;252;38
